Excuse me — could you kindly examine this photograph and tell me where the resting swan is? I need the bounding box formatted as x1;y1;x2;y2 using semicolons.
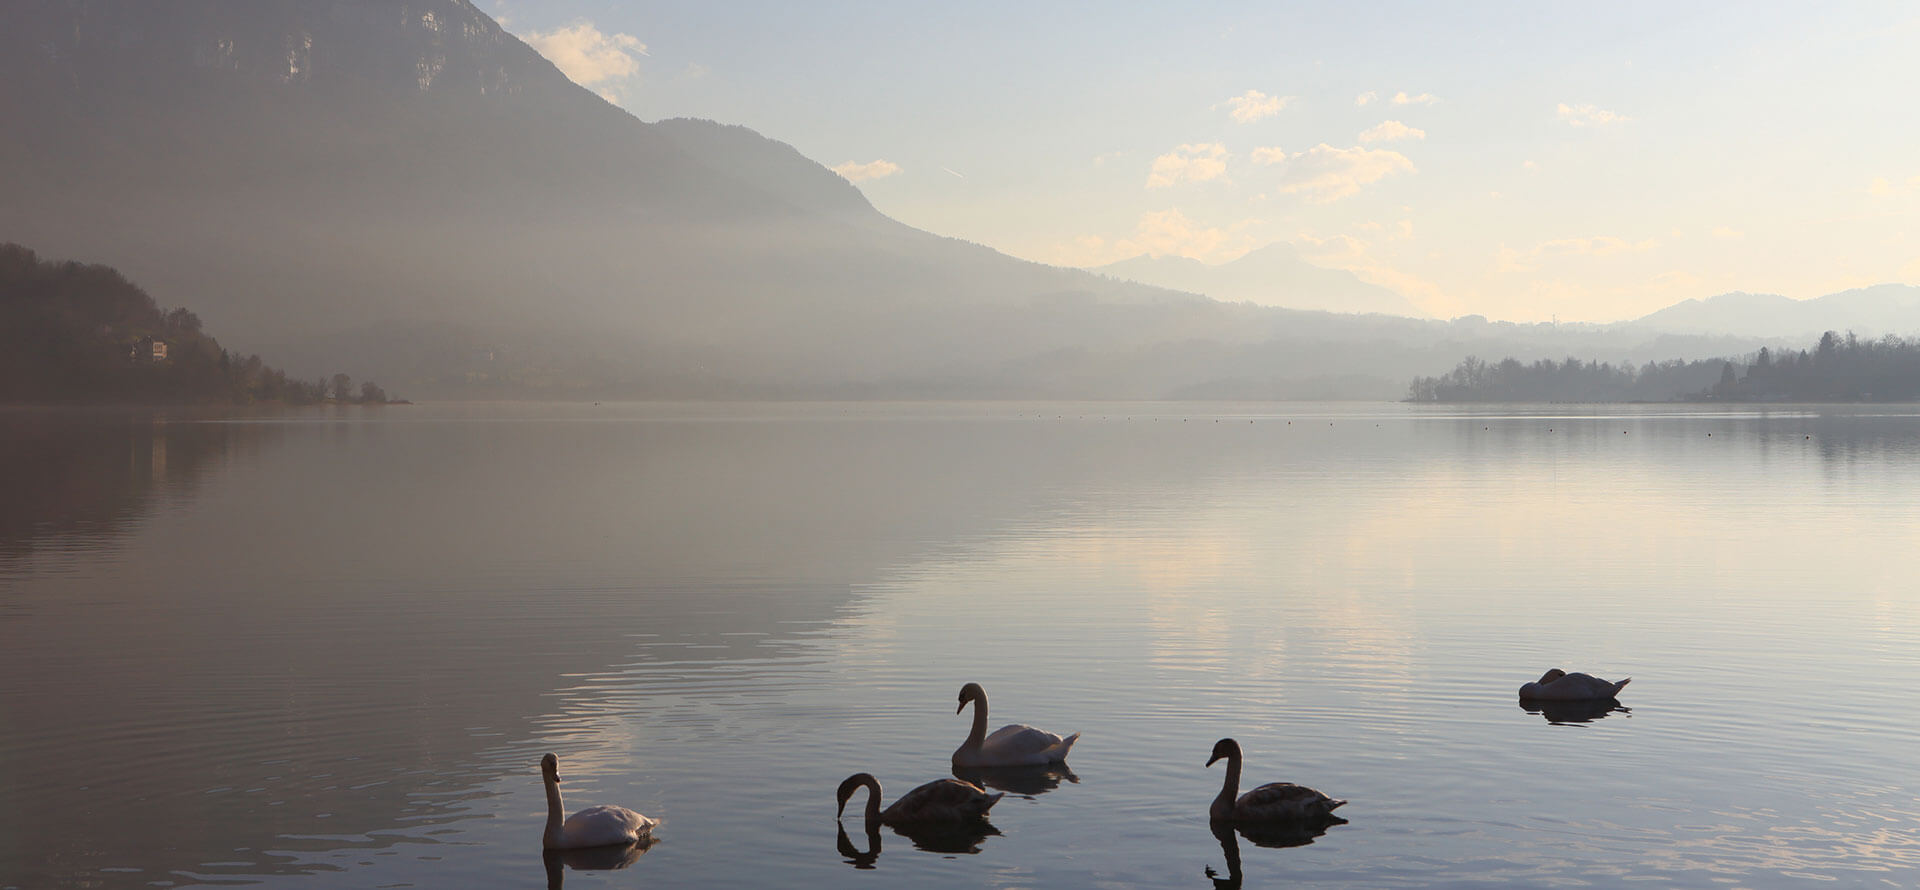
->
1207;738;1346;823
951;682;1079;768
1518;668;1630;701
541;753;658;850
836;772;1003;825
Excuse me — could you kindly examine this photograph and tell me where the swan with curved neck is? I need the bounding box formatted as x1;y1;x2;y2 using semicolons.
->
541;753;657;850
1519;668;1630;701
835;772;1002;825
1207;738;1345;823
951;682;1079;768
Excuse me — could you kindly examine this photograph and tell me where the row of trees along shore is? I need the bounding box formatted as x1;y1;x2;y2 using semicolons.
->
1;243;397;405
1409;332;1920;403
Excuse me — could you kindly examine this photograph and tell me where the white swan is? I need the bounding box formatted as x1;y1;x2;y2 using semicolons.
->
836;772;1003;825
541;753;658;850
1518;668;1630;701
1207;738;1346;823
951;682;1079;768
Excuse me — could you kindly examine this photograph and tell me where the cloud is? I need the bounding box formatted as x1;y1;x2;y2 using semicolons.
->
832;159;902;182
1869;177;1896;197
1535;235;1656;256
523;21;647;87
1295;230;1450;314
1355;91;1378;106
1249;146;1288;166
1274;143;1415;202
1392;91;1438;105
1357;120;1425;143
1217;89;1292;123
1118;209;1261;260
1710;226;1745;240
1557;102;1629;127
1147;143;1230;188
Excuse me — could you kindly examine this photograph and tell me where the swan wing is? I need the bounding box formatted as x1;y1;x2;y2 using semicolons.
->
1234;783;1346;821
559;805;657;848
883;779;1003;823
981;724;1079;765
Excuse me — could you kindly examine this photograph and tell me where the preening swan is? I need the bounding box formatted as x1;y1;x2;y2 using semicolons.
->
951;682;1079;768
836;772;1003;825
540;753;658;850
1518;668;1630;701
1206;738;1346;823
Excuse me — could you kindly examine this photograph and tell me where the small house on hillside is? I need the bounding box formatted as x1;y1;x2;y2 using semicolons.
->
130;336;168;363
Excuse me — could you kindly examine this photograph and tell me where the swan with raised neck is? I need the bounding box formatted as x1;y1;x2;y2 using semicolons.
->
1207;738;1345;823
541;753;657;850
951;682;1079;768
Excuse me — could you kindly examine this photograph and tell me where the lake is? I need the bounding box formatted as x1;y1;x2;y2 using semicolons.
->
3;401;1919;889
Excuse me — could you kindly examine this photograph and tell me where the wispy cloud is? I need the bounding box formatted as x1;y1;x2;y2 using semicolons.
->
1147;143;1230;188
523;21;647;87
1249;146;1288;166
1216;89;1292;123
1533;235;1657;257
1392;91;1438;106
1357;120;1425;143
1557;102;1628;127
1355;91;1378;107
832;159;902;182
1275;144;1415;202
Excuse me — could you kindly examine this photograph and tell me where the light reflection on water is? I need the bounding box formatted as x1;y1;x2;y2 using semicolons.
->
3;402;1920;888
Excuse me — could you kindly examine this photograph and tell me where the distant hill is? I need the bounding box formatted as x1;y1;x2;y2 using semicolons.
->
1626;285;1920;339
1091;243;1427;316
0;0;1206;396
0;242;383;404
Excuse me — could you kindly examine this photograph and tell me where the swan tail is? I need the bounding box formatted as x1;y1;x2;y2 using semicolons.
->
1611;677;1631;696
1050;732;1081;761
1326;798;1348;811
983;792;1006;812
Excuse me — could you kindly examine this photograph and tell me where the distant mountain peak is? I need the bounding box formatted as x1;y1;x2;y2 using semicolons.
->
1090;241;1425;317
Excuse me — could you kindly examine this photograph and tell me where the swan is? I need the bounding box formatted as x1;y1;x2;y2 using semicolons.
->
540;753;658;850
1518;668;1630;701
951;682;1079;767
836;772;1003;825
1207;738;1346;823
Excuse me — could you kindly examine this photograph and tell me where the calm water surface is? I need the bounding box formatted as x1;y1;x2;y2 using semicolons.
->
3;402;1920;888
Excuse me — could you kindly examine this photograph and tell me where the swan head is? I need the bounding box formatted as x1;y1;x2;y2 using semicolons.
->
1207;738;1241;767
835;773;875;817
540;753;561;783
1538;668;1568;684
956;682;985;714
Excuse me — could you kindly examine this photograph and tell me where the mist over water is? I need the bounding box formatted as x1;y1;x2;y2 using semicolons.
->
4;402;1919;888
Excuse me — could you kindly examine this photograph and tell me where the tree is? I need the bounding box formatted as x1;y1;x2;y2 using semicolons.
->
330;373;352;401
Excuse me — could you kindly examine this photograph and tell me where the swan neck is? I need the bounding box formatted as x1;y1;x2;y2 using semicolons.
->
1213;751;1241;818
965;692;989;749
542;773;566;847
862;774;884;825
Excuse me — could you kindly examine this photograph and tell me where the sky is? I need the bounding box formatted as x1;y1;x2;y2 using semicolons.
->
492;1;1920;323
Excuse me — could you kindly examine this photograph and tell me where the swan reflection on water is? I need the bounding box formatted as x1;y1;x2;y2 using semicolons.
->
834;818;1001;866
1204;816;1346;888
542;841;653;888
952;763;1080;796
1520;698;1631;725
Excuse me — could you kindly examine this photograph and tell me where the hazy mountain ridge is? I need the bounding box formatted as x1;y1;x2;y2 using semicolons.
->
1091;243;1428;317
1625;284;1920;339
1;1;1900;399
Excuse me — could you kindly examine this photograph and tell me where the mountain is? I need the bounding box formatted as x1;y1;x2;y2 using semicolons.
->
1091;243;1427;317
1628;285;1920;339
0;0;1215;396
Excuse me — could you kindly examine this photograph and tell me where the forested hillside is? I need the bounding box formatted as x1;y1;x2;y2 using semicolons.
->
0;243;390;404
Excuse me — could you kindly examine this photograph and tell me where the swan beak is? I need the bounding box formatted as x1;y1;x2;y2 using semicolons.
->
1205;754;1221;767
955;701;965;714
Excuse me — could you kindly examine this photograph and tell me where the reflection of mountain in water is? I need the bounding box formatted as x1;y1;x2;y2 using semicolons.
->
1520;698;1630;725
0;409;267;562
